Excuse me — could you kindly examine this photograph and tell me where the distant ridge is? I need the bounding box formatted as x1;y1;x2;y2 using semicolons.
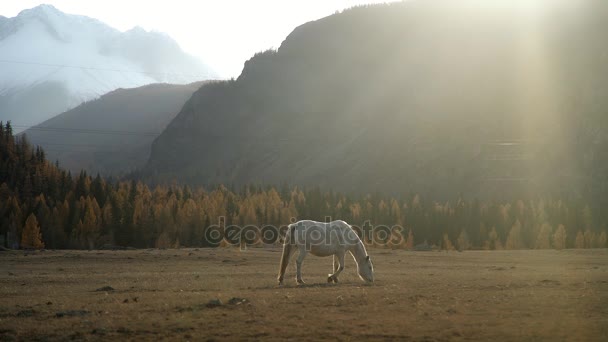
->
23;82;206;175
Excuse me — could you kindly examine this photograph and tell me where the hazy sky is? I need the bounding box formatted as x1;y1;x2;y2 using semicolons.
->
1;0;400;78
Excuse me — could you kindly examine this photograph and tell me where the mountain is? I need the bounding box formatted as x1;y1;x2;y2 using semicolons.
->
22;82;205;175
144;0;608;198
0;4;215;131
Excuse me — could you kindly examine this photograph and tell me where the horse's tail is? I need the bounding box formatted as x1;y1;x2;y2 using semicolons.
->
278;224;296;285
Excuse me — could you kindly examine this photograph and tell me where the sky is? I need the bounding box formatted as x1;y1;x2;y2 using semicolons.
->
0;0;401;78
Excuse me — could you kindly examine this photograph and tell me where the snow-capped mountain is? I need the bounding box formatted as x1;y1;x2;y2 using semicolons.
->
0;4;215;131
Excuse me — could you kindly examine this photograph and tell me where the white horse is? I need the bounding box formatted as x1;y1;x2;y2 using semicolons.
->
277;220;374;285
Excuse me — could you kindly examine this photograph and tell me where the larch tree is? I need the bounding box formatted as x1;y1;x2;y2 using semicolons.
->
553;224;567;250
390;199;402;224
82;199;100;249
574;231;585;249
584;230;597;248
21;213;44;249
598;231;607;248
406;228;415;249
487;227;503;250
506;220;523;250
442;233;455;251
350;203;362;223
456;230;470;251
535;223;553;249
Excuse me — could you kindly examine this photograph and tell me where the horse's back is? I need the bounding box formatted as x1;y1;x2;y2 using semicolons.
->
289;220;352;234
288;220;360;256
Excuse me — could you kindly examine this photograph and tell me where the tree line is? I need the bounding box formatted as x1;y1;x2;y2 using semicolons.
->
1;121;606;250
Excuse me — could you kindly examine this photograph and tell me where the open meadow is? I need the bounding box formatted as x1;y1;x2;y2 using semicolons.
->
1;248;607;341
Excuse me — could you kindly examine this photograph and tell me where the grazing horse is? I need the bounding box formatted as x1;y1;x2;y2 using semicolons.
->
277;220;374;285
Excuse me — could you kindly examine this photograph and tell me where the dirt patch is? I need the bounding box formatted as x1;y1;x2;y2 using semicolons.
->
95;286;115;292
55;310;91;318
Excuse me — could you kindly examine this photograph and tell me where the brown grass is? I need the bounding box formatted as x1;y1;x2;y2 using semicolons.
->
1;248;607;341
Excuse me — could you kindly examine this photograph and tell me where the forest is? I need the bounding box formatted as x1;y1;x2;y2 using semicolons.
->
1;122;606;250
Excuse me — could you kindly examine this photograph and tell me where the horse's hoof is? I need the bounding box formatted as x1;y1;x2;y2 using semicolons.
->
327;275;333;283
278;281;284;286
297;279;306;285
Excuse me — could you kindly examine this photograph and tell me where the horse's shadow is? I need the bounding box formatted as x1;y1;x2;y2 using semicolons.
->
287;283;336;289
255;282;375;290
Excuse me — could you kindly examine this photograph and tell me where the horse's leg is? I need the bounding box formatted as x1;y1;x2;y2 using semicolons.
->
328;251;345;283
278;242;296;286
328;254;339;283
333;255;340;273
295;247;307;285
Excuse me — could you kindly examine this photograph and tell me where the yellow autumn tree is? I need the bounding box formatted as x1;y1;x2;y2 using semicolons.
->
598;231;607;248
584;230;596;248
456;230;470;251
390;199;401;223
82;198;101;249
486;227;503;250
574;231;585;249
506;220;523;250
553;224;567;250
21;213;44;249
350;203;362;222
406;228;414;250
155;232;173;249
442;233;455;251
535;223;552;249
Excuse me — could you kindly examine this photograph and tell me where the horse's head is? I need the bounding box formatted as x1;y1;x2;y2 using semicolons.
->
358;255;374;283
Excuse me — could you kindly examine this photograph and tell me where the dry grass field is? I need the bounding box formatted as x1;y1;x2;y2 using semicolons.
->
1;247;607;341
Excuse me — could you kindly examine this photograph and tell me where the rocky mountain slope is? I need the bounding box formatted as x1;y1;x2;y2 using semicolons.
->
145;0;608;198
23;82;205;175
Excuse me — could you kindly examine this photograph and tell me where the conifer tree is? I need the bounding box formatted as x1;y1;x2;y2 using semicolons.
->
442;233;455;251
553;224;567;250
82;199;100;249
584;230;596;248
456;230;470;251
21;213;44;249
406;228;415;249
487;227;503;250
535;223;553;249
598;231;607;248
574;231;585;249
506;220;523;250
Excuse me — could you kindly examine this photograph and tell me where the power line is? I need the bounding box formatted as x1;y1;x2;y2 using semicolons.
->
41;147;114;153
27;141;123;148
14;124;310;141
0;59;212;79
13;125;160;136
